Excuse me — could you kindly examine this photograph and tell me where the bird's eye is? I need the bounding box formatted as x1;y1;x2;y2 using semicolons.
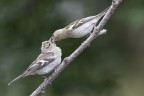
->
48;43;50;47
43;42;50;49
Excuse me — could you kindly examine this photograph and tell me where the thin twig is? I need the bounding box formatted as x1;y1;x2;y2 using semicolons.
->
30;0;122;96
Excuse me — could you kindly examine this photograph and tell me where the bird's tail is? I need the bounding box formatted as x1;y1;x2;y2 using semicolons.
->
95;6;110;19
8;74;24;86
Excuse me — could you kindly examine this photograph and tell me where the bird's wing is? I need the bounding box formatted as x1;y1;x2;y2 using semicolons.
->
65;18;89;30
24;58;55;75
65;6;109;30
65;16;100;30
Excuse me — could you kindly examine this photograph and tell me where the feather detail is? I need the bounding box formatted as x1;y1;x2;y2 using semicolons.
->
24;58;55;75
65;6;109;30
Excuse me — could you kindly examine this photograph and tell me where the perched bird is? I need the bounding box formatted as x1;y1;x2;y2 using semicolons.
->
8;39;62;85
52;7;109;41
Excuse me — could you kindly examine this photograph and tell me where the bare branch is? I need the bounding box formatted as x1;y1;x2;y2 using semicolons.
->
30;0;122;96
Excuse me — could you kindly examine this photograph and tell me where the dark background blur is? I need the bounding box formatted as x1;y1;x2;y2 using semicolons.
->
1;0;144;96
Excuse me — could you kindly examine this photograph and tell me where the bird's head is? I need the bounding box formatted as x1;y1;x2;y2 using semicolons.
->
52;29;68;41
41;40;56;53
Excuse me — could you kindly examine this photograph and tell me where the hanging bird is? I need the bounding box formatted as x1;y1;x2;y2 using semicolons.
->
52;7;109;41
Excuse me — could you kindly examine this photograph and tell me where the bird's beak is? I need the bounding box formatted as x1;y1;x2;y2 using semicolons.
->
49;36;55;43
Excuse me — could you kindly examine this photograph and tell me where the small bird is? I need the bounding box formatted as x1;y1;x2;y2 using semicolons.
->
8;39;62;85
52;7;109;41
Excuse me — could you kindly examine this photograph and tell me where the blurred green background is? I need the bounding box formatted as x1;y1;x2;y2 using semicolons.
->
1;0;144;96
